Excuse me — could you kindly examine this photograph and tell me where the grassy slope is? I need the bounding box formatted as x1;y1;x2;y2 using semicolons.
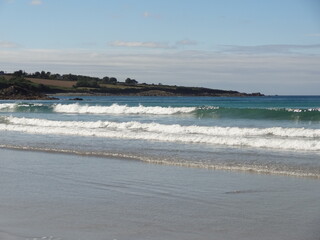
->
26;78;76;88
1;75;262;96
26;77;177;91
0;76;54;99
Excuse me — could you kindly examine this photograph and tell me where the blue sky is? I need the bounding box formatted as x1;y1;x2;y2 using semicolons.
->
0;0;319;94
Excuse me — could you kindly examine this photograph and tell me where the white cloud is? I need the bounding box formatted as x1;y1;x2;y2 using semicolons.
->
220;44;320;55
0;41;19;48
109;41;171;49
176;40;198;46
109;40;198;49
30;0;42;5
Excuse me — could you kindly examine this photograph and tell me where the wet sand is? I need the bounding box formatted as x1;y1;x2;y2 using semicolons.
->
0;148;319;240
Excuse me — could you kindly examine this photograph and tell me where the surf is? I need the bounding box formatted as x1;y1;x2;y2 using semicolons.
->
53;103;196;115
1;102;319;121
1;116;319;152
195;107;320;121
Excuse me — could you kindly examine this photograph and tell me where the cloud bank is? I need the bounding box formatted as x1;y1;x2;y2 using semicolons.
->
221;44;320;55
0;47;319;95
109;40;198;49
0;41;20;48
109;41;171;49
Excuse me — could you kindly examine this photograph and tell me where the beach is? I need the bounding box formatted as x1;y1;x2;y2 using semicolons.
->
0;148;319;240
1;0;319;238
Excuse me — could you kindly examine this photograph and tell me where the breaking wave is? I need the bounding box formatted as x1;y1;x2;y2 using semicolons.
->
1;116;319;151
0;103;17;110
0;103;52;113
195;106;320;121
0;103;319;121
53;103;197;115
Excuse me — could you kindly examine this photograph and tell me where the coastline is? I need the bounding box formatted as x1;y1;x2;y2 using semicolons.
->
1;74;264;99
47;92;264;97
0;148;319;240
0;92;264;100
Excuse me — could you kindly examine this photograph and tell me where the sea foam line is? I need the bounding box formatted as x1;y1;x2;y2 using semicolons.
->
0;144;319;179
1;118;320;151
283;108;320;112
5;116;320;138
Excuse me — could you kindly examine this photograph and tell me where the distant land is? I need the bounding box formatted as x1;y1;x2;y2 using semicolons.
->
0;70;264;100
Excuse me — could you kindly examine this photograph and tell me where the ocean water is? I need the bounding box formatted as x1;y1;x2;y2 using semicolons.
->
0;95;319;178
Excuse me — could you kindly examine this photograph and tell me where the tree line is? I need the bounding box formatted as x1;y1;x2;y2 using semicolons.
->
6;70;139;88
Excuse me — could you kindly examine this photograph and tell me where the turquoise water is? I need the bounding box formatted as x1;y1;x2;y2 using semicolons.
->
0;96;319;178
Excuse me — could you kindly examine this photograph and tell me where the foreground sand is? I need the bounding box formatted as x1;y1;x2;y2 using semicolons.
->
0;148;319;240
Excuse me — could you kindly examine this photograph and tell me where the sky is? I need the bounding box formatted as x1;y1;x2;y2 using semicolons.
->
0;0;320;95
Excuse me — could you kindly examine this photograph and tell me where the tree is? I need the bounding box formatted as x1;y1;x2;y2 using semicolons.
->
109;77;118;84
40;71;47;79
50;73;62;80
125;78;138;85
34;71;41;78
75;79;99;88
63;74;78;81
102;76;110;84
13;70;26;77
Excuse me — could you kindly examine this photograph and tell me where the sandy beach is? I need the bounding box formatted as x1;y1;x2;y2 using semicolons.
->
0;148;319;240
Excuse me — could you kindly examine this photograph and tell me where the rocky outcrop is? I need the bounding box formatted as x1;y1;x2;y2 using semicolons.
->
0;85;56;100
69;97;83;101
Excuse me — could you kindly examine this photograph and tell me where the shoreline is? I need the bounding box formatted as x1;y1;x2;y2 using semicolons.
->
0;144;319;179
47;92;264;97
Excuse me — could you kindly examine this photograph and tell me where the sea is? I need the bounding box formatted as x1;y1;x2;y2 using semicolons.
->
0;95;319;179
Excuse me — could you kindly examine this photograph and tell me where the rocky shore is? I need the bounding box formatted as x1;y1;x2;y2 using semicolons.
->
0;85;56;100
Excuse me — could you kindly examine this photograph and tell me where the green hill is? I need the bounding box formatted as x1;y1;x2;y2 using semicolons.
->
0;71;263;99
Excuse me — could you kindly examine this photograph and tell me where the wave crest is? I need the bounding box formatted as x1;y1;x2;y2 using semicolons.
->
0;103;319;121
1;117;319;151
53;103;196;115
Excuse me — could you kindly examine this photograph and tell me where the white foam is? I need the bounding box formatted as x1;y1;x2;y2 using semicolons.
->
0;103;17;110
53;103;196;115
0;103;47;111
139;158;320;178
286;108;320;112
0;144;319;178
1;117;320;151
6;116;320;138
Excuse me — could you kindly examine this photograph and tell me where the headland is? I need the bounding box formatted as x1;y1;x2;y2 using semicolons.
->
0;70;264;99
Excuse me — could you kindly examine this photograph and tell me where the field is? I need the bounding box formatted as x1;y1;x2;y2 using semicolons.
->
26;78;77;88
